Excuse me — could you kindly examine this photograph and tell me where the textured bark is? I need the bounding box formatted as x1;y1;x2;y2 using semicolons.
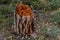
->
12;12;34;36
12;2;34;36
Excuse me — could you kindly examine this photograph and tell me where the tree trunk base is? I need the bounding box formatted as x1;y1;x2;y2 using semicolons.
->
11;13;34;37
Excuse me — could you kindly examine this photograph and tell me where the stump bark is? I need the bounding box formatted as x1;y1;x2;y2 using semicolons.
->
11;2;34;36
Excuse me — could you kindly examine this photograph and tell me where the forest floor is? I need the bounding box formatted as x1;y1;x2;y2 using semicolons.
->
0;4;60;40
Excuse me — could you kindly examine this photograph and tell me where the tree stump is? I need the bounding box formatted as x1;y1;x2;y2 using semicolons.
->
12;2;34;36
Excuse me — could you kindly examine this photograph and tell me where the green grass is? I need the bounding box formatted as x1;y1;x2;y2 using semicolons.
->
49;11;60;22
0;5;14;30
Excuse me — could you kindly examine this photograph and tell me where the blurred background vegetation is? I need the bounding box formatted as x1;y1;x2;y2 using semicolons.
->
0;0;60;40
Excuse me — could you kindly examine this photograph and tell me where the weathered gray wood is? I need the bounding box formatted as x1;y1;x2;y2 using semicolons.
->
12;11;35;37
